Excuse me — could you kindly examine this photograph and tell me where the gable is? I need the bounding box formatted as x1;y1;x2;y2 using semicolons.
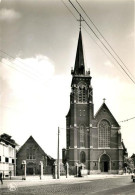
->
17;136;54;160
94;103;120;127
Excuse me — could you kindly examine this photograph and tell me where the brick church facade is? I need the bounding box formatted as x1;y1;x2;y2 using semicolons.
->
63;30;127;175
16;136;55;176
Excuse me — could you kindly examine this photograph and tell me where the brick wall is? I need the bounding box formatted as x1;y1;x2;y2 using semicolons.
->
16;136;54;176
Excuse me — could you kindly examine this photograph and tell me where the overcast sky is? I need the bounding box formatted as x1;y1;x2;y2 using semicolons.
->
0;0;135;158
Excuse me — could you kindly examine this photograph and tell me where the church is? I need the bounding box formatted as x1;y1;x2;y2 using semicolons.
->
63;28;127;175
16;136;55;176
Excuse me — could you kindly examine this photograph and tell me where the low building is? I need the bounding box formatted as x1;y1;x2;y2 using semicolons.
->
0;133;17;177
16;136;55;176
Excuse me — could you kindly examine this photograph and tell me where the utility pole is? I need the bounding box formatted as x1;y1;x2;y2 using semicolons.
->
57;127;60;179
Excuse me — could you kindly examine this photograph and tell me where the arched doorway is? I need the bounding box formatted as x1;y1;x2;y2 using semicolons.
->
100;154;110;172
27;162;36;175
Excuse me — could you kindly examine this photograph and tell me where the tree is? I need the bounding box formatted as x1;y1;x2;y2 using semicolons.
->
124;157;134;173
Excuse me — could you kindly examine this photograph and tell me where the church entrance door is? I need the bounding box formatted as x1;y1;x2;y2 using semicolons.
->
27;167;33;175
100;154;110;173
104;161;108;172
27;162;36;175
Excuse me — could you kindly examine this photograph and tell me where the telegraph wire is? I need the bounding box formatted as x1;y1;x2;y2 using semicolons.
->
119;117;135;123
0;50;46;80
80;23;129;81
61;1;129;81
61;0;88;71
0;56;42;81
69;0;135;84
68;0;135;84
61;0;91;72
1;2;134;84
62;0;133;82
61;0;110;72
61;0;77;20
76;0;135;81
60;116;135;131
0;56;37;80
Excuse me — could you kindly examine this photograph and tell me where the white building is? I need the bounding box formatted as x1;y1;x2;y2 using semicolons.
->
0;134;17;177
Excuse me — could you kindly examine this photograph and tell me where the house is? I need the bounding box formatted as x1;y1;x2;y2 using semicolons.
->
0;133;17;176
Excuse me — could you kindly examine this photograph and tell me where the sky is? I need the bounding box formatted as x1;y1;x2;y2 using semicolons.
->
0;0;135;159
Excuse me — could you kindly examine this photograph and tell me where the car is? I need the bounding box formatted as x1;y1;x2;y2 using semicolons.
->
131;174;135;182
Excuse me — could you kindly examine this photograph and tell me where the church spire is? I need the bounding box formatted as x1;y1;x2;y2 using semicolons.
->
74;30;85;75
72;14;85;75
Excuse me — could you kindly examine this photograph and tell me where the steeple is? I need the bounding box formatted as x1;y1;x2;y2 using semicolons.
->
73;30;85;75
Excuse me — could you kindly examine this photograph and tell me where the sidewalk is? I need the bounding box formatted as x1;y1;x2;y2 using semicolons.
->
0;174;131;190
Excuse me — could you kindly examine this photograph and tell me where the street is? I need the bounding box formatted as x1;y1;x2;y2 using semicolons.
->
0;175;135;195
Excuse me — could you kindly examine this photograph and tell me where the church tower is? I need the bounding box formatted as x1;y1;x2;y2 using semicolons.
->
63;27;127;175
66;29;94;171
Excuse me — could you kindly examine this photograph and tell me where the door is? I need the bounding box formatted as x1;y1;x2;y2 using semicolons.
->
104;161;108;172
100;154;110;173
27;167;33;175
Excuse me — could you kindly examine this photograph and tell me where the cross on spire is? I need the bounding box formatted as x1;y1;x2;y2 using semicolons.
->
103;98;106;103
77;14;84;30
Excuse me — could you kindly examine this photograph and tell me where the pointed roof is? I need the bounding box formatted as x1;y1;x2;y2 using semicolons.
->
17;136;54;160
74;30;85;75
95;102;120;127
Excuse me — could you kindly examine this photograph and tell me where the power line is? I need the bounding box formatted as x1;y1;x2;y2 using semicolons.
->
61;0;88;71
61;1;129;81
0;50;47;80
0;54;51;84
61;0;77;20
69;0;135;84
68;0;135;84
76;0;135;81
0;56;40;81
119;117;135;123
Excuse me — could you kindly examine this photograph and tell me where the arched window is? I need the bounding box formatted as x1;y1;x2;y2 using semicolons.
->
26;147;36;159
80;151;86;163
80;125;85;147
99;120;111;148
77;83;87;103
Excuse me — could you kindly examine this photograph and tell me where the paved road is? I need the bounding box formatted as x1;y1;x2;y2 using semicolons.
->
0;175;135;195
